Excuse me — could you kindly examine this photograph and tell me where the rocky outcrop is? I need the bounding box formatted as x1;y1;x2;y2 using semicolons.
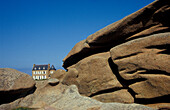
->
0;80;68;110
48;85;154;110
50;69;66;81
0;68;36;105
0;83;154;110
62;52;123;97
92;89;134;103
110;33;170;100
1;0;169;110
61;0;170;109
63;0;170;69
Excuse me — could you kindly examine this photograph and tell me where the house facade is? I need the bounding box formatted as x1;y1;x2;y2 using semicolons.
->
32;64;56;80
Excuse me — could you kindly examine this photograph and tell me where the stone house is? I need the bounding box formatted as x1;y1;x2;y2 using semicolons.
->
32;64;56;80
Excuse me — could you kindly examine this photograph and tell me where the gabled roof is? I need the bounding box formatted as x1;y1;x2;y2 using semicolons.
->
32;65;48;70
50;65;56;70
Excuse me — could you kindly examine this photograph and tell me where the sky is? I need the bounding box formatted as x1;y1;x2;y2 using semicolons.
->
0;0;154;76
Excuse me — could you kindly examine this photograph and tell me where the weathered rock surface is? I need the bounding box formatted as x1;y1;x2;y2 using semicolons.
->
62;52;124;98
0;80;68;110
49;85;154;110
61;0;170;109
110;33;170;100
63;0;170;69
1;0;170;110
0;84;155;110
0;68;36;105
50;69;66;81
92;89;134;103
48;78;60;86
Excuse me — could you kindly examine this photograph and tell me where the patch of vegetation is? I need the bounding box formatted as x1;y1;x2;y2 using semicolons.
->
13;107;35;110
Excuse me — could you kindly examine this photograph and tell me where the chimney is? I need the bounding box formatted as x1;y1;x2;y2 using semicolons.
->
32;64;35;70
48;64;50;70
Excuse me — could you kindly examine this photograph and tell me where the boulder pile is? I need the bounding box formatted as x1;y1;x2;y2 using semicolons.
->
61;0;170;109
0;0;169;109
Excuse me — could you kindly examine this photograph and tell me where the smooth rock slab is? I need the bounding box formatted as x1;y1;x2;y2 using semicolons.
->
49;85;155;110
92;89;134;103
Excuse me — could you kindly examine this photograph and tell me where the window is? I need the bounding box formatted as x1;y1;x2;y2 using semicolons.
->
43;67;45;70
34;67;36;70
44;75;46;79
50;71;53;74
45;71;46;74
39;67;41;70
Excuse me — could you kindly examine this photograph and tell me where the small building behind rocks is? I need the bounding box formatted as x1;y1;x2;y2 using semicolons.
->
32;64;56;80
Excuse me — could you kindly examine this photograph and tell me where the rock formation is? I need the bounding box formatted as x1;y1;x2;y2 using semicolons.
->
0;0;170;109
50;69;66;81
61;0;170;109
0;68;36;105
63;0;170;69
0;78;154;110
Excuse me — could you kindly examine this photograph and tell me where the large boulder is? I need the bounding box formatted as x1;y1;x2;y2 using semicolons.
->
110;33;170;99
0;68;36;105
61;0;170;109
0;80;68;110
50;69;66;81
63;0;170;69
62;52;124;99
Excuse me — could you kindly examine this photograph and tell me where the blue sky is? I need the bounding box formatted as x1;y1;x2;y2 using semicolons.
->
0;0;154;75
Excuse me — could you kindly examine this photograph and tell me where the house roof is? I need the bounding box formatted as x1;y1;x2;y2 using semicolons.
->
50;65;56;70
32;65;49;70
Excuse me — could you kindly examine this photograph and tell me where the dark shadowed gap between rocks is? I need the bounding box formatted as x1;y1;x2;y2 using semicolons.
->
108;57;147;86
63;47;111;70
114;52;143;60
0;86;36;105
89;58;147;100
108;57;138;99
135;95;170;104
146;44;170;55
89;87;125;97
127;28;170;42
128;69;170;76
108;57;170;104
